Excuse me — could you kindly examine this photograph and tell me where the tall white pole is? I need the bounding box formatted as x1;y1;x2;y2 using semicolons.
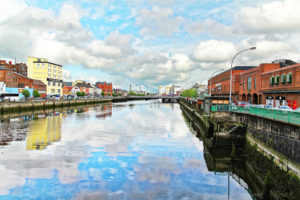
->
229;47;256;104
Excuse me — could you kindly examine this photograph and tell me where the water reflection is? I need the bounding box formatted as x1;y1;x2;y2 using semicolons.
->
26;114;62;150
0;101;252;199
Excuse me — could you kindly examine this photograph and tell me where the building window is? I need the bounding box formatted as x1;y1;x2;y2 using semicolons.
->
51;89;55;93
37;64;40;67
275;75;280;85
48;81;51;86
270;76;275;85
287;73;293;83
281;73;286;83
42;63;44;67
57;89;60;93
53;82;56;86
247;77;252;91
243;80;245;90
254;78;257;89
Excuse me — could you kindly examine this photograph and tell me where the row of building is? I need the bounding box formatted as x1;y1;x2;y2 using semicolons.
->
0;56;115;99
158;84;181;96
208;59;300;109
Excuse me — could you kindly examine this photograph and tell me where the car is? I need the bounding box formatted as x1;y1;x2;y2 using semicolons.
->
273;105;293;111
265;105;274;109
238;101;246;107
255;104;265;108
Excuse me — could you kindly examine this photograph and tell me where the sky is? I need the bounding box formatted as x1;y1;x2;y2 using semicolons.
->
0;0;300;92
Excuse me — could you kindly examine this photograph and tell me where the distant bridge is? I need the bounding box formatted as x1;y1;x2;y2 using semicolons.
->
112;96;180;103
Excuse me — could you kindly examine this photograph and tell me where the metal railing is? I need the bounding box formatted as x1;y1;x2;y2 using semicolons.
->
211;105;300;125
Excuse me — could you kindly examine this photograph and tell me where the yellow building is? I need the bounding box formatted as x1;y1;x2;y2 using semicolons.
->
27;56;63;97
165;86;171;95
26;114;62;150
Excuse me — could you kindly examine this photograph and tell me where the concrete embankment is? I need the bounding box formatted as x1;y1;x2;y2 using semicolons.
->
179;99;300;178
0;98;112;114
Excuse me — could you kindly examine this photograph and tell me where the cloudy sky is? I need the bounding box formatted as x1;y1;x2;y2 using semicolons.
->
1;0;300;92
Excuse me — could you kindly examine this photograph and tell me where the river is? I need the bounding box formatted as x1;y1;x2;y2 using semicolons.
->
0;100;255;200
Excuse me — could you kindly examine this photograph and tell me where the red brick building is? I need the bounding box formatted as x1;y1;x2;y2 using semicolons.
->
0;66;33;88
208;61;300;109
239;63;279;104
33;80;47;97
260;64;300;109
96;81;113;96
0;60;27;76
208;66;255;101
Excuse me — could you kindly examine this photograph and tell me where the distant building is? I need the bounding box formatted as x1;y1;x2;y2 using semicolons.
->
171;84;181;95
33;80;47;97
63;82;73;97
96;81;113;96
27;56;63;97
0;60;27;76
158;86;163;95
165;86;171;95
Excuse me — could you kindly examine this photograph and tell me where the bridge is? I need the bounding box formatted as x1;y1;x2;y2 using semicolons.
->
113;96;180;103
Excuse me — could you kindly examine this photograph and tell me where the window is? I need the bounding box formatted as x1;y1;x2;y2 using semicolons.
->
42;63;44;67
51;89;55;93
270;76;275;85
281;73;286;83
247;77;252;90
58;82;60;86
53;82;56;86
48;81;51;86
243;80;245;90
254;78;256;89
57;89;60;93
275;75;279;85
287;73;293;83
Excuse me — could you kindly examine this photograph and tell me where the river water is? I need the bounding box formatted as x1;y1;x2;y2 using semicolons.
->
0;100;253;200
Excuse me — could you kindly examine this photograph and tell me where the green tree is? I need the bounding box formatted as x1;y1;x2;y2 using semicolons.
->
33;90;41;98
22;89;30;100
180;88;198;98
76;91;82;96
81;92;86;96
101;91;105;96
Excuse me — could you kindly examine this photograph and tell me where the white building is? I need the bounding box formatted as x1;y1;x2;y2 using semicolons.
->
0;82;6;94
158;86;164;95
171;84;181;95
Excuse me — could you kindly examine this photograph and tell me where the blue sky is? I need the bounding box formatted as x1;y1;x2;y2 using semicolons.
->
1;0;300;92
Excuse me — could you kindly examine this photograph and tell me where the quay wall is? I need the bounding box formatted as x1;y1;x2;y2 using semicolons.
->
0;98;112;113
179;98;300;177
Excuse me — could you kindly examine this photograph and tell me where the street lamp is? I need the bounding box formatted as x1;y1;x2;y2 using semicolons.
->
210;69;224;96
229;47;256;104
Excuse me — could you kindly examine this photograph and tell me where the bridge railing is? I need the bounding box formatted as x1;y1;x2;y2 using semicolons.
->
211;105;300;125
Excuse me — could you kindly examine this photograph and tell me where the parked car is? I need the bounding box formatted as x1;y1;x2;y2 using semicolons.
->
238;101;246;107
273;105;293;111
265;105;274;109
255;104;265;108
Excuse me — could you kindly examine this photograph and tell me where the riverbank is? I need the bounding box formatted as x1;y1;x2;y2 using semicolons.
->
179;99;300;179
0;98;113;114
180;101;300;200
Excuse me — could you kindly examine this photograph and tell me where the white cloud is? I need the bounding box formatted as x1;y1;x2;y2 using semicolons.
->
236;0;300;33
136;6;184;37
193;40;236;63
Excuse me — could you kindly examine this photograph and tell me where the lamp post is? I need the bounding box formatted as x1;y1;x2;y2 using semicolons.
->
229;47;256;104
209;69;224;96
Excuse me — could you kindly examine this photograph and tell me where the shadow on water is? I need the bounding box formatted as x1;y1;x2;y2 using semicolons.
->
181;110;300;200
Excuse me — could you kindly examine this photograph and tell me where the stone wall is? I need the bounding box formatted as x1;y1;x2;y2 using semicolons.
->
230;112;300;163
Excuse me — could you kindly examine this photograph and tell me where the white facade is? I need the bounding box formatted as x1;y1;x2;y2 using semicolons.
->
171;84;181;95
158;86;163;95
0;82;6;94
